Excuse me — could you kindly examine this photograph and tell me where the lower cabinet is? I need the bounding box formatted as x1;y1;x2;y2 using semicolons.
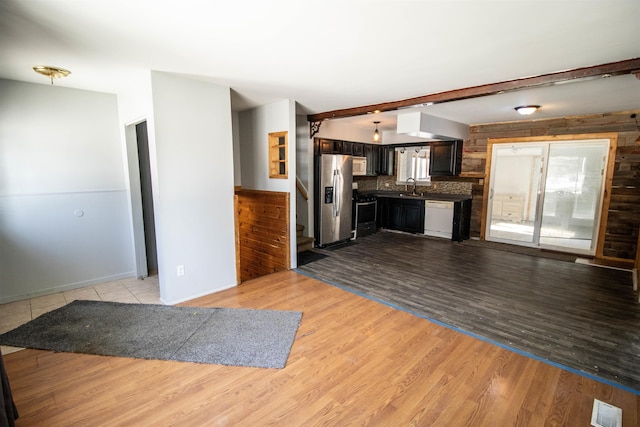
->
379;197;425;234
452;199;472;242
378;196;472;240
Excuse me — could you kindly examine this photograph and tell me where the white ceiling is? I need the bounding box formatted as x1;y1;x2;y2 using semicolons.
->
2;0;639;133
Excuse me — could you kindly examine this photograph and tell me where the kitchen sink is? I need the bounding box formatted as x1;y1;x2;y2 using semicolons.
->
399;193;424;197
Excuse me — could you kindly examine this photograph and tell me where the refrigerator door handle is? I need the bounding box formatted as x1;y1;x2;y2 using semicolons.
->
333;169;342;217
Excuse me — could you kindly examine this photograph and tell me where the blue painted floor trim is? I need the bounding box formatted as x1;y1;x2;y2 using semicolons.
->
294;268;640;396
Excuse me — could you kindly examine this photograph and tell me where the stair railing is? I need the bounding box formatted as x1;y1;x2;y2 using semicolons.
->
296;176;308;201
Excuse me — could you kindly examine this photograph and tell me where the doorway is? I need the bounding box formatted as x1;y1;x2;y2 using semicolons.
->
486;138;610;255
125;120;158;277
135;122;158;274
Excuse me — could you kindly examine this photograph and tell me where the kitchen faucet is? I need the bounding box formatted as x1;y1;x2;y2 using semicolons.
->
406;177;417;195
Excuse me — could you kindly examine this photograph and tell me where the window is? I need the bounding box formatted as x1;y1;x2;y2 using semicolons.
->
396;146;430;185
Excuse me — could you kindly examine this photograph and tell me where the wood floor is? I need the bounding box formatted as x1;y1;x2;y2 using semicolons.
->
4;270;640;426
299;231;640;393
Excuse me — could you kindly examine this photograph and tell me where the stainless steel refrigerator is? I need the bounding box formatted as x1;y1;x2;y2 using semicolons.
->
318;154;353;246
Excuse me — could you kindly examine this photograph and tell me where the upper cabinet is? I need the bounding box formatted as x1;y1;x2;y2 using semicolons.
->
378;146;394;176
314;137;460;177
364;145;379;176
429;140;462;176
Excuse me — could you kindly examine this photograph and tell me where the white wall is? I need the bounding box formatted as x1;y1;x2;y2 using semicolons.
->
0;79;135;303
150;72;237;304
238;99;297;266
315;119;375;143
232;111;242;187
315;118;426;145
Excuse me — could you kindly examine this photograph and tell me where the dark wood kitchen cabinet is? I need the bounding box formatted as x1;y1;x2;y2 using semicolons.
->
452;198;472;241
317;138;336;154
378;145;395;176
364;145;379;176
318;138;348;154
353;143;364;157
381;197;425;234
429;140;462;176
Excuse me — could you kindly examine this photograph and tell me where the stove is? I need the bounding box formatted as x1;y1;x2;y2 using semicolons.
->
352;192;377;239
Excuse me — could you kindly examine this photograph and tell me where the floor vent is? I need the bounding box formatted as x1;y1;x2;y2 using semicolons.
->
591;399;622;427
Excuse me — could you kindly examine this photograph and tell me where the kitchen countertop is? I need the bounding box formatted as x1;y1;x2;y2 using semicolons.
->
363;191;472;202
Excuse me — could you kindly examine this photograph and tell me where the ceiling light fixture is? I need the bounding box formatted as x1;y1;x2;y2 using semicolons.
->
514;105;540;115
33;65;71;84
372;121;381;142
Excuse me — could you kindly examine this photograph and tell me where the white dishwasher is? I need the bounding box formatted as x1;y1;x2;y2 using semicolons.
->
424;201;454;239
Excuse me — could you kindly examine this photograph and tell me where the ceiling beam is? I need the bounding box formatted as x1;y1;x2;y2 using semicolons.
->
307;58;640;122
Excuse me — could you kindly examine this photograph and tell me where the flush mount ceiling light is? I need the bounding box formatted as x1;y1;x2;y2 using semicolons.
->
514;105;540;115
33;65;71;84
372;121;381;142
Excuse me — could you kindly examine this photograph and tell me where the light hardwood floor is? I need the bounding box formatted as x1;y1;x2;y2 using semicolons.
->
3;270;639;426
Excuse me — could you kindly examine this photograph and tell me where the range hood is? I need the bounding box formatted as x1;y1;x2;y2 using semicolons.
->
396;111;469;141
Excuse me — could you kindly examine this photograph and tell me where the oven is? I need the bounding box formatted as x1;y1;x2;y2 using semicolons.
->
352;194;377;239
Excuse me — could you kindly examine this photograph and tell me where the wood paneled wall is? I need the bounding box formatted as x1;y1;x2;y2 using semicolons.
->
235;189;290;283
461;110;640;261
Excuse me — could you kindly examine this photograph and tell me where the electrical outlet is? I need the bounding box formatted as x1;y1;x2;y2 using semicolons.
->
177;265;185;276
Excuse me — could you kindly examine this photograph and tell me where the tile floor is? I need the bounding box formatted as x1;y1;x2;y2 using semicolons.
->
0;275;160;356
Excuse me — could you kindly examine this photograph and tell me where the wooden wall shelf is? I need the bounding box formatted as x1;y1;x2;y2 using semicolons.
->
269;131;288;179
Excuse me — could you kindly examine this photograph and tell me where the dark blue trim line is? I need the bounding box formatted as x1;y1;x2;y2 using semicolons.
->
294;268;640;396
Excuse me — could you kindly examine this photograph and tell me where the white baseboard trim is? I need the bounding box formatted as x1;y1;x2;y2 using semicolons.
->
0;271;137;304
160;282;237;306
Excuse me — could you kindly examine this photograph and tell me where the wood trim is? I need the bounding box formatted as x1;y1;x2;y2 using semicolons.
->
636;226;640;270
595;134;618;259
482;133;618;254
234;194;241;285
480;143;493;240
308;58;640;122
459;171;485;178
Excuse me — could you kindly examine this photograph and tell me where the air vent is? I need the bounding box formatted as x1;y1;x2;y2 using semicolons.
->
591;399;622;427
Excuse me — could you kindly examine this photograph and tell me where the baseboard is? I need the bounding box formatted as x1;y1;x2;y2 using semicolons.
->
160;282;237;306
0;271;137;304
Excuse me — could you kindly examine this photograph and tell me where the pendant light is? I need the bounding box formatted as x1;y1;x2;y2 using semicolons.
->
372;121;381;142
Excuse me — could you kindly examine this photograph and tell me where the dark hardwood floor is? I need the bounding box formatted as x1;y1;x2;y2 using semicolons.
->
298;231;640;393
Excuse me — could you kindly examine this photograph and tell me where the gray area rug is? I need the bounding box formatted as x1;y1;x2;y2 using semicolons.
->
0;300;302;369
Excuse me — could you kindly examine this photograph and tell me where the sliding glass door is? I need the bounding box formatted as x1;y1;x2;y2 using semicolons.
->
486;140;609;254
487;144;545;244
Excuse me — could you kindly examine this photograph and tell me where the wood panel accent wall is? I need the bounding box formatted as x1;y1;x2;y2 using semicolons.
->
461;110;640;261
235;189;290;283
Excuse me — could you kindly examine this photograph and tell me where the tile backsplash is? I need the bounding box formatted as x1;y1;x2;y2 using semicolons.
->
354;175;472;195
